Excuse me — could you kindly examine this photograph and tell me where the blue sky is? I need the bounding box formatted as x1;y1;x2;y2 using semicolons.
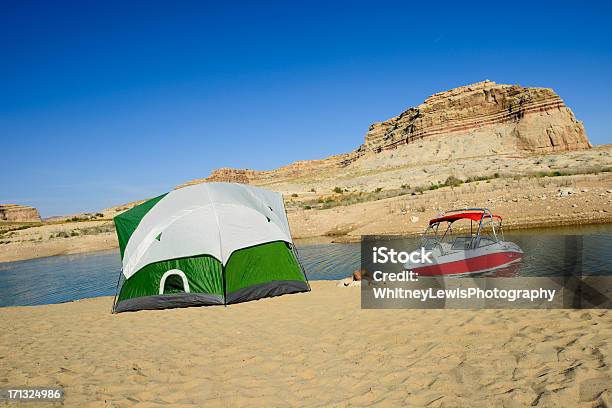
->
1;1;611;217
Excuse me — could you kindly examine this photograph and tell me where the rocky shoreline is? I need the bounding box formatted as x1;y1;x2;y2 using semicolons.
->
1;171;611;263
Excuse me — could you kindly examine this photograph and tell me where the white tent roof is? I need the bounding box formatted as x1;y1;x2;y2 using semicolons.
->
122;183;292;279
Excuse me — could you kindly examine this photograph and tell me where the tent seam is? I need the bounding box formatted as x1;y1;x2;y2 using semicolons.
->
204;184;227;304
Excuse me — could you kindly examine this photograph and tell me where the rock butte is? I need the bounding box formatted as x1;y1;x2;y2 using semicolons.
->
178;81;590;189
0;204;41;222
352;80;589;160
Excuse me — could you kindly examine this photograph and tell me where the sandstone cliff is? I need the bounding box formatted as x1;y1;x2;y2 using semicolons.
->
361;80;589;155
179;81;591;189
0;204;42;222
178;168;253;188
177;155;348;188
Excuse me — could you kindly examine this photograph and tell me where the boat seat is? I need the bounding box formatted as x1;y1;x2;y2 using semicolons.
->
451;236;475;250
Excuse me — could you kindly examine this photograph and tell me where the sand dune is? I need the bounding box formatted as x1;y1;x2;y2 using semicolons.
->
1;281;610;407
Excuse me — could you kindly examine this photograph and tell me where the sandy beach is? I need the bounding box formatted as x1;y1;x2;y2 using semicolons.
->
1;281;610;407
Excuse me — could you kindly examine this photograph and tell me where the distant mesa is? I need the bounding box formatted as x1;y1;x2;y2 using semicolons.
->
177;168;252;188
0;204;42;222
178;80;591;188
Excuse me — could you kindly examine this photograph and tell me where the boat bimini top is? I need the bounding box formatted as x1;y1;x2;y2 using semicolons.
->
422;208;504;251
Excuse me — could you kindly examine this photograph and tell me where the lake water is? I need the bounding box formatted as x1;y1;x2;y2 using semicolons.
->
0;224;610;307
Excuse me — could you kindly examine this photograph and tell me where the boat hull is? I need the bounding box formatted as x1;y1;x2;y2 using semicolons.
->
407;249;523;276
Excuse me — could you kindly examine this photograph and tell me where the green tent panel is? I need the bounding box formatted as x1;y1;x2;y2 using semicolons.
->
112;183;309;312
117;254;224;302
225;241;306;304
114;193;167;258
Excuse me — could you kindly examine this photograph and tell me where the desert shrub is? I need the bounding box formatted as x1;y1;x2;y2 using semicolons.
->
444;175;463;187
374;187;382;193
536;170;571;178
465;175;492;183
291;193;298;197
332;187;343;194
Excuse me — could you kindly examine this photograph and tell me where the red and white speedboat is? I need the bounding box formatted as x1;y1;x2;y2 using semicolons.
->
404;208;523;276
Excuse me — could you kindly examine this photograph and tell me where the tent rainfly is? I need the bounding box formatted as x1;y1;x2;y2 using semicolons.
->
111;182;310;312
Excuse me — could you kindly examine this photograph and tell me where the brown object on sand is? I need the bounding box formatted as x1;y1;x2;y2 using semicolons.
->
353;269;373;281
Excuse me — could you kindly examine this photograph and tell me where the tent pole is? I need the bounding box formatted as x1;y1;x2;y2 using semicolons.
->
222;265;227;306
111;268;123;314
292;244;311;291
281;195;310;291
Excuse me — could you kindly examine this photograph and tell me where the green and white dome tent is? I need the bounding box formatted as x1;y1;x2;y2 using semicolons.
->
111;182;310;312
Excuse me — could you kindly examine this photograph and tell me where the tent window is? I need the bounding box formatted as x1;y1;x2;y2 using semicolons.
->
159;269;190;295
